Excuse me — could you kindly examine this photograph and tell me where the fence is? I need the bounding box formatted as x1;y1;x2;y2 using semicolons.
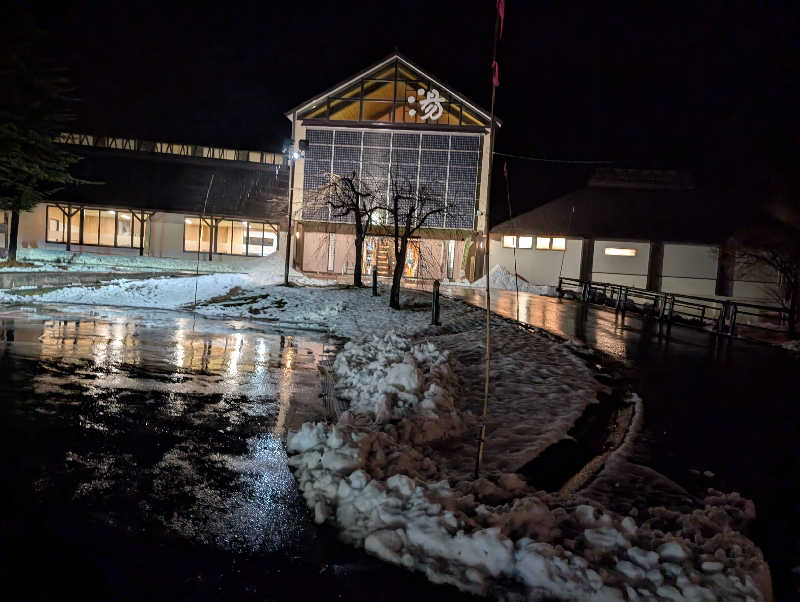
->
557;276;790;337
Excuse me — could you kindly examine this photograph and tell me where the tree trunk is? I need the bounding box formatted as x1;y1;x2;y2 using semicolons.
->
8;210;20;262
353;234;363;287
353;219;364;288
390;238;408;309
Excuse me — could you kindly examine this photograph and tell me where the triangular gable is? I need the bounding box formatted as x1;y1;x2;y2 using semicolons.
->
287;53;497;129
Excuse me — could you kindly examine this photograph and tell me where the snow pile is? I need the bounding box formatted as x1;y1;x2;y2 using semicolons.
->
466;265;556;296
0;273;250;309
332;332;460;429
782;339;800;353
287;336;768;600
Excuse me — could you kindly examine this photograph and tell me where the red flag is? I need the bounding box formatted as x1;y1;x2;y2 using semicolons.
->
497;0;505;39
492;60;500;87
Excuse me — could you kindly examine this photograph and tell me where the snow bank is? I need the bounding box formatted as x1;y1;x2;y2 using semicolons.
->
287;334;767;600
461;265;556;296
0;273;250;309
782;339;800;353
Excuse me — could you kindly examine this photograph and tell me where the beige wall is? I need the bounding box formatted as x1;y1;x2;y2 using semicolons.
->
592;240;651;288
662;243;718;297
15;204;285;266
733;258;780;304
489;237;581;286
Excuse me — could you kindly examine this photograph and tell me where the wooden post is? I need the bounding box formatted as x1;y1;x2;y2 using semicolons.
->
431;279;441;325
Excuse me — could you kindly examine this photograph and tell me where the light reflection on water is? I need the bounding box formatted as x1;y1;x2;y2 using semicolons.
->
0;305;338;553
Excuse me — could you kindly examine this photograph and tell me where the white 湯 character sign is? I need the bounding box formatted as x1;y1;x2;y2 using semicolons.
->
407;87;444;121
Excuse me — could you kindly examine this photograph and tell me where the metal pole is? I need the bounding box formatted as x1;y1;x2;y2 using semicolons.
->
475;9;501;479
284;111;297;286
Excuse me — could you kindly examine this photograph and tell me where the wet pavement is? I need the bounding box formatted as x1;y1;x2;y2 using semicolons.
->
0;305;469;601
443;286;800;599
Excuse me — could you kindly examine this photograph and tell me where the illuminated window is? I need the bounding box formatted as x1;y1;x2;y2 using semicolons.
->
604;247;637;257
184;218;278;256
502;235;516;248
99;210;116;246
46;206;140;247
552;237;566;251
297;58;489;128
518;236;533;249
46;206;79;244
536;237;551;250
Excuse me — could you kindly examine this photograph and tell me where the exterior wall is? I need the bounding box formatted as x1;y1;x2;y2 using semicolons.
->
13;204;284;266
293;119;489;233
662;243;718;297
592;240;651;288
733;258;780;304
489;237;581;286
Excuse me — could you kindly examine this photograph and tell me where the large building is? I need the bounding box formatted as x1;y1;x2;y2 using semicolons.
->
0;53;783;307
2;134;290;264
286;53;496;281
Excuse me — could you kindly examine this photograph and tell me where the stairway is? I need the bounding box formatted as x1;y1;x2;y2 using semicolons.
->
375;238;393;277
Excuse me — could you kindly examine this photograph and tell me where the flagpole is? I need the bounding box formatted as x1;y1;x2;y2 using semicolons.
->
475;2;502;479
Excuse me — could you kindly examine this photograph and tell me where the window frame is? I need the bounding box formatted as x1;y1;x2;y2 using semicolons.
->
502;235;516;248
45;205;138;248
182;216;280;257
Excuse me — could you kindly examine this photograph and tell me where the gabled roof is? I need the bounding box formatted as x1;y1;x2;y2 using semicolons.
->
285;52;499;129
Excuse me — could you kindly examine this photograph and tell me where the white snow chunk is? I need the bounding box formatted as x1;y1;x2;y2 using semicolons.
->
584;527;628;551
385;361;422;393
287;423;326;453
701;561;724;573
646;569;664;586
348;470;368;489
658;541;689;562
620;516;637;537
616;560;645;581
655;585;683;600
386;474;416;498
627;547;659;569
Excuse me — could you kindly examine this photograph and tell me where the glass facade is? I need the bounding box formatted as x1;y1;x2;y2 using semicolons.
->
46;206;145;248
298;59;486;127
302;127;480;230
183;218;278;256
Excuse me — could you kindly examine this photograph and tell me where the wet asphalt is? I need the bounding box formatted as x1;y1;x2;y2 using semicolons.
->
443;286;800;599
0;305;469;601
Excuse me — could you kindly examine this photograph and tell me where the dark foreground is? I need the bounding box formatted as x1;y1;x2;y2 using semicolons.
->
0;305;467;601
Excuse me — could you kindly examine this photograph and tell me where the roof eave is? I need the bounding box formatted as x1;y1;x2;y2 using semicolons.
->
284;52;500;128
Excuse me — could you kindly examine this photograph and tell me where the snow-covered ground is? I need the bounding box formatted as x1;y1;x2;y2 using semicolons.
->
446;265;557;296
10;247;294;275
0;270;771;599
287;333;768;600
782;339;800;353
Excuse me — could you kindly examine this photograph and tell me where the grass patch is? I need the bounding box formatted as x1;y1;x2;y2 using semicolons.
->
11;286;65;296
0;260;39;269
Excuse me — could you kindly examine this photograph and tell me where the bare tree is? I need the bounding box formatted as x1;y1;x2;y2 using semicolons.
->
322;171;381;287
383;176;445;309
733;224;800;336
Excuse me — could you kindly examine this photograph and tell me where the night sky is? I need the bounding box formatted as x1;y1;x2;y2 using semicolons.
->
9;0;799;212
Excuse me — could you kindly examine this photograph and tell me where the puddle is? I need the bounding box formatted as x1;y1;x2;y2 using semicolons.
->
0;305;468;600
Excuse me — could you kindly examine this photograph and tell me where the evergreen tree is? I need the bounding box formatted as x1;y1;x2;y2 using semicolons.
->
0;23;82;261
